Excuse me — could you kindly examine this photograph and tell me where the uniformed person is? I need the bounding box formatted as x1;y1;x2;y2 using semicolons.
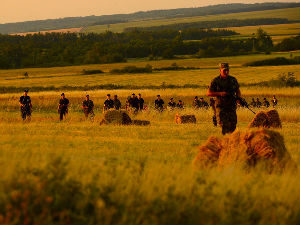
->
129;93;139;113
19;89;32;121
272;95;278;107
113;95;121;110
82;94;94;119
256;98;262;108
263;98;270;108
58;93;69;121
250;98;256;107
209;98;217;127
155;95;164;112
199;97;209;109
176;100;184;109
137;93;144;111
207;63;241;135
103;94;114;112
192;96;201;109
168;98;176;110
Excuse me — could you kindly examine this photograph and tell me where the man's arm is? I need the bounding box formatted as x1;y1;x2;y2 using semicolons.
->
207;89;227;97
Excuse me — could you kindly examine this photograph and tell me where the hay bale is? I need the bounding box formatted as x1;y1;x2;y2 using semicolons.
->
175;114;196;124
248;111;270;128
132;120;150;126
266;109;282;128
194;129;294;170
193;136;222;167
101;109;132;125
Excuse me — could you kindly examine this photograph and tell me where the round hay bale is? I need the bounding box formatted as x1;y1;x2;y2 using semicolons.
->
266;109;282;128
248;111;270;128
102;109;132;125
194;129;295;171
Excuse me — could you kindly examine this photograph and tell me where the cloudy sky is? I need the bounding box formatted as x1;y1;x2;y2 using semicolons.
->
1;0;298;23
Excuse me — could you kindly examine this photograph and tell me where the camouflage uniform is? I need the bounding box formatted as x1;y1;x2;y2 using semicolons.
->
19;95;32;120
209;74;240;135
82;99;94;118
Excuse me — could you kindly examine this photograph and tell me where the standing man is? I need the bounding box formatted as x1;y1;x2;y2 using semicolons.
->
58;93;69;121
137;93;144;111
272;95;278;107
207;63;241;135
82;94;94;119
129;93;139;113
103;94;114;112
113;95;121;110
155;95;164;112
19;89;32;121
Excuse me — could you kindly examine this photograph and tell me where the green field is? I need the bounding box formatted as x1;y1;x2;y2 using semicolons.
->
0;52;300;224
83;7;300;33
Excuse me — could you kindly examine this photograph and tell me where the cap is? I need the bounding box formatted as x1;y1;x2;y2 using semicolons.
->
86;94;89;97
114;95;117;97
157;95;160;97
219;63;229;69
194;96;198;99
24;89;29;92
200;97;204;99
132;93;135;95
61;93;65;96
179;100;182;102
170;97;173;100
138;93;141;96
107;94;111;96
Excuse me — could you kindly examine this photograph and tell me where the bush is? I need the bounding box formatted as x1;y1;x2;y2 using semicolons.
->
81;69;104;75
243;57;300;66
110;65;152;74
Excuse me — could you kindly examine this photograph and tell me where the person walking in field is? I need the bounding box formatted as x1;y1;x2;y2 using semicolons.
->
113;95;121;110
58;93;69;121
19;89;32;121
128;93;139;113
272;95;278;107
103;94;114;112
155;95;164;112
137;93;144;111
82;94;94;120
207;63;241;135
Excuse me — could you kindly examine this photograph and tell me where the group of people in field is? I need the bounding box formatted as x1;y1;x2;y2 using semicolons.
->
249;96;278;108
19;62;280;136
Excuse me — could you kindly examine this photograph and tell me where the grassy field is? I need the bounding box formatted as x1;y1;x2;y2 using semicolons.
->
0;53;300;224
83;7;300;33
0;52;299;89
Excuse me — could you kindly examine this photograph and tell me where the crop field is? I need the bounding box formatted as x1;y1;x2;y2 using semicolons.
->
0;52;300;224
83;7;300;34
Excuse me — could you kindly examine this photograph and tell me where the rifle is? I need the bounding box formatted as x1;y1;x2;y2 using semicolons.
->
234;96;256;114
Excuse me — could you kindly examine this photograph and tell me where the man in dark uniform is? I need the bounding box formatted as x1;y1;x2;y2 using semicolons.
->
137;93;144;111
250;98;256;108
199;97;209;109
155;95;164;112
58;93;69;121
103;94;114;112
113;95;121;110
263;98;270;108
207;63;241;135
256;98;262;108
19;89;32;121
129;93;139;113
176;100;184;109
168;98;176;110
82;94;94;119
193;96;201;109
272;95;278;107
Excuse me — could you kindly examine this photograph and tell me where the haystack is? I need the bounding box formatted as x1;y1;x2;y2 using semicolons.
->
132;120;150;126
175;114;196;124
100;109;132;125
193;129;294;170
248;109;282;128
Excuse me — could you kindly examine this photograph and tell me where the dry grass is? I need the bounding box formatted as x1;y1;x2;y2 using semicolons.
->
175;113;196;124
248;109;282;128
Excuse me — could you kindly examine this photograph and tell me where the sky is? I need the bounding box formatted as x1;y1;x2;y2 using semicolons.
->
1;0;298;24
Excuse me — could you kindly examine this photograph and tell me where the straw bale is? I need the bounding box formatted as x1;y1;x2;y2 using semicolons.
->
101;109;132;125
248;110;282;129
266;109;282;128
132;120;150;126
175;114;196;124
194;129;294;170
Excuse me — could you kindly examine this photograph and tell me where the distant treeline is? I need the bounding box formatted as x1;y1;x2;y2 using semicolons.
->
0;28;298;69
0;2;299;34
244;56;300;67
125;18;296;32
